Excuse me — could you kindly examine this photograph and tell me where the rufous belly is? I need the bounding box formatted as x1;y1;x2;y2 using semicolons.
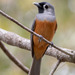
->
33;19;57;60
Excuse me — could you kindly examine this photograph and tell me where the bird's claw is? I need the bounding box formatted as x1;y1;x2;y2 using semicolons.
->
50;42;54;48
39;35;43;42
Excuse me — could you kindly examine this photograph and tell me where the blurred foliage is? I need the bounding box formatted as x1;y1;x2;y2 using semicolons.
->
0;0;75;75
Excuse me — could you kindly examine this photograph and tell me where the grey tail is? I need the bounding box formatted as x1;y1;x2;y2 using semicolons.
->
28;57;42;75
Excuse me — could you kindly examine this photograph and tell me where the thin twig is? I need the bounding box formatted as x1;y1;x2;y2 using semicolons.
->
49;60;61;75
0;10;73;56
0;41;29;74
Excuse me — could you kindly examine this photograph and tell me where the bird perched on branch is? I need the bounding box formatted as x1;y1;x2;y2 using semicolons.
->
29;2;57;75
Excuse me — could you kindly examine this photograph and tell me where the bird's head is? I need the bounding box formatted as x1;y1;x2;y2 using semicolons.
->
33;2;55;15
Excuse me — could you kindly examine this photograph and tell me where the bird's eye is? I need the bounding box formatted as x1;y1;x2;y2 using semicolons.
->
44;5;48;9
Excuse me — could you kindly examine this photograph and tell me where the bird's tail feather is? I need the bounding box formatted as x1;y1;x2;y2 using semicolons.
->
28;57;41;75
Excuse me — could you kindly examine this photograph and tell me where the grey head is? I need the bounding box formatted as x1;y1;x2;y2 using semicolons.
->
33;2;55;15
33;2;56;21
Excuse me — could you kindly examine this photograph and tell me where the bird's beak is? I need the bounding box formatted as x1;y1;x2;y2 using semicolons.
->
33;2;41;8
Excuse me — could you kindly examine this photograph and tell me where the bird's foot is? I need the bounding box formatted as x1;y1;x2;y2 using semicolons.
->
50;42;54;48
39;35;43;42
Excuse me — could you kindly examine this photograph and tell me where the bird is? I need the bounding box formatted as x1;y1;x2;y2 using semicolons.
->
29;2;57;75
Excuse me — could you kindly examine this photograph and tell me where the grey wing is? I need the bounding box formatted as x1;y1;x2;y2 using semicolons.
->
54;23;57;33
31;19;36;57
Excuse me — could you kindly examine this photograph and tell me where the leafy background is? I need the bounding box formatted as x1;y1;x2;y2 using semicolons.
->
0;0;75;75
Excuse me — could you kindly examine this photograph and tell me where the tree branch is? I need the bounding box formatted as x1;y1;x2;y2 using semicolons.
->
0;41;29;74
0;10;73;56
0;10;75;75
0;28;75;63
49;60;61;75
0;28;30;50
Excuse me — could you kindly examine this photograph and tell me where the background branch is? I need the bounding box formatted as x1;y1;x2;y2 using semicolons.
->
0;28;30;50
0;28;75;64
0;41;29;74
49;60;61;75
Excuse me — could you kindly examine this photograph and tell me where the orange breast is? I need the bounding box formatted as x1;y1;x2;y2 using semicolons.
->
33;19;57;60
